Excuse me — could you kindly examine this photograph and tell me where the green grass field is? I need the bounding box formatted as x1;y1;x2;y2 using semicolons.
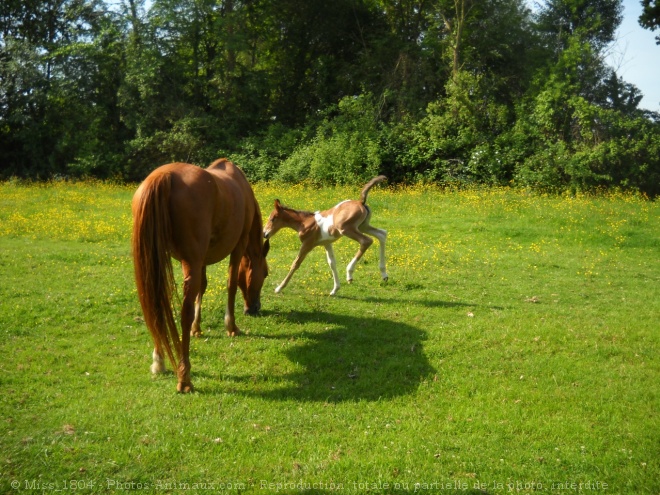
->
0;181;658;494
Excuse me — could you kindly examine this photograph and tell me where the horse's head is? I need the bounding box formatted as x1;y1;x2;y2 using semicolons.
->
263;199;287;240
238;238;270;315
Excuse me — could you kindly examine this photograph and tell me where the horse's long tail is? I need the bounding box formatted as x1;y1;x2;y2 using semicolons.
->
131;173;180;369
359;175;387;204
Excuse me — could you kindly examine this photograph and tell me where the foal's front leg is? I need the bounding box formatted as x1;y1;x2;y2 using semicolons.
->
276;242;314;293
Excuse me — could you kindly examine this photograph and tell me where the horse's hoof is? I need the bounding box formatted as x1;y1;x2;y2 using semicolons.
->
383;276;389;282
347;278;353;284
150;362;166;374
191;329;202;338
227;328;241;337
177;382;194;393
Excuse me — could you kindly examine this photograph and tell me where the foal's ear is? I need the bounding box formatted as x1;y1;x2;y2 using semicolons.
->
263;238;270;257
274;199;282;211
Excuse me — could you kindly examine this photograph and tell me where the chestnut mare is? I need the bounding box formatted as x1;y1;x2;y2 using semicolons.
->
263;175;387;296
132;159;269;393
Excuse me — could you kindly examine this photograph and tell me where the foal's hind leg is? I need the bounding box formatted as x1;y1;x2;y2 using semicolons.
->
191;266;207;337
361;225;388;281
342;227;374;283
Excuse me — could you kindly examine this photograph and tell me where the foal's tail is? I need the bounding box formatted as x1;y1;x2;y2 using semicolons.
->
359;175;387;204
131;173;180;370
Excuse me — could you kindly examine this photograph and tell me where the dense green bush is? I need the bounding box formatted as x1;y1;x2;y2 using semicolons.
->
229;124;305;183
276;95;382;185
507;91;660;196
231;85;660;197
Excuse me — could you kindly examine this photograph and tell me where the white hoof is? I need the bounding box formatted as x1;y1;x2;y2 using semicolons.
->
151;350;166;374
150;362;166;374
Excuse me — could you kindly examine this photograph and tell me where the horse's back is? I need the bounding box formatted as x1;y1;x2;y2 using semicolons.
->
137;162;240;264
328;199;369;227
206;158;259;228
207;159;253;197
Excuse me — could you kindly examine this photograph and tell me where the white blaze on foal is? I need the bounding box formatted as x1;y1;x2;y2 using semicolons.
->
263;176;388;296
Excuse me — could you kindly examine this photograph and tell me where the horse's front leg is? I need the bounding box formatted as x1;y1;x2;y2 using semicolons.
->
177;261;202;393
225;250;243;337
276;242;314;293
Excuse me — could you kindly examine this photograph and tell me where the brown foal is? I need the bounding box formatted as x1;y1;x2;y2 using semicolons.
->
263;175;387;295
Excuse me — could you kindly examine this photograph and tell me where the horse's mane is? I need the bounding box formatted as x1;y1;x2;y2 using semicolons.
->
282;205;314;217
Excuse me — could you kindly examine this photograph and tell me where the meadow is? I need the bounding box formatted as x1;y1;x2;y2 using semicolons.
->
0;180;658;494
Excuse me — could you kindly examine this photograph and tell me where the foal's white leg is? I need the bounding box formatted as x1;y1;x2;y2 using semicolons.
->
344;229;373;283
364;226;388;281
324;244;341;295
346;256;359;282
151;348;166;374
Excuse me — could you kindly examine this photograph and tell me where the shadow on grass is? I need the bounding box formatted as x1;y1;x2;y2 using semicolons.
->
225;310;436;403
337;293;479;309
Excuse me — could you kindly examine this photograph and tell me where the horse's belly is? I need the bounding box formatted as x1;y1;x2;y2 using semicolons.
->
203;232;242;265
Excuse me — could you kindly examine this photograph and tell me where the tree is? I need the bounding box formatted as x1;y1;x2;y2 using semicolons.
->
639;0;660;43
536;0;623;54
599;71;643;114
0;0;123;177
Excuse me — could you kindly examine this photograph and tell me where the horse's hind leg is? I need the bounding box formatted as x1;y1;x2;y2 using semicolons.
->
361;225;388;281
324;244;341;295
191;266;207;337
151;346;166;374
178;261;203;393
342;226;374;283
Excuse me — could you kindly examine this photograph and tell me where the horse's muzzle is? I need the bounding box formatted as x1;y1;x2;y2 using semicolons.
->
244;300;261;316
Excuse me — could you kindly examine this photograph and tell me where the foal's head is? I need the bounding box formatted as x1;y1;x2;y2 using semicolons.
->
263;199;298;240
238;238;270;315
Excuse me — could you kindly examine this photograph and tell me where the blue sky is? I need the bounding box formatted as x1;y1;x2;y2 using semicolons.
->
526;0;660;112
606;0;660;112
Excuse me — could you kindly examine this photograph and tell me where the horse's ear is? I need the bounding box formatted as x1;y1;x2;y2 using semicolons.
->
263;238;270;257
274;199;282;211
